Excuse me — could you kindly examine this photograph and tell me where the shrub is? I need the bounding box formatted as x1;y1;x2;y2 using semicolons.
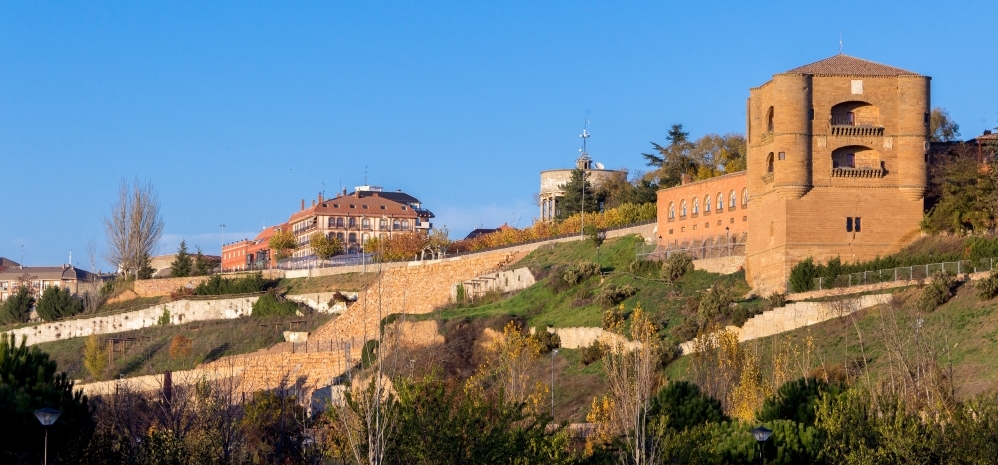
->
361;340;379;369
563;261;601;285
628;259;661;277
916;271;958;312
697;286;734;325
158;308;171;326
757;377;843;426
251;292;300;317
602;304;624;330
531;326;561;353
83;334;108;380
194;273;271;296
976;269;998;300
765;292;787;310
35;285;84;321
595;283;637;308
0;286;34;325
580;340;606;365
789;257;819;292
169;335;192;360
821;256;843;287
660;253;693;282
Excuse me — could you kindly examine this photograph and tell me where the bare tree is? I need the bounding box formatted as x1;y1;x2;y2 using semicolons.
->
103;179;165;279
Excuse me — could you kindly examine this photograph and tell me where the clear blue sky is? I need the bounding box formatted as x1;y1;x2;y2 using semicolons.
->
2;1;996;270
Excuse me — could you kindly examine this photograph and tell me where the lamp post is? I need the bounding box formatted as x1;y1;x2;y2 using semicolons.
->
596;229;607;272
550;348;559;418
34;407;61;465
220;224;226;271
725;226;730;256
751;426;772;465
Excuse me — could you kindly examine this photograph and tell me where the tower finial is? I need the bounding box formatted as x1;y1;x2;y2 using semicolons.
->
580;119;590;156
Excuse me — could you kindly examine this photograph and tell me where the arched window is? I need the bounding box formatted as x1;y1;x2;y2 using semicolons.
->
336;217;344;228
349;217;356;228
393;219;401;230
362;218;370;229
681;201;687;217
402;220;410;230
379;218;388;230
692;198;699;215
668;202;675;219
729;190;736;208
704;195;711;213
742;188;749;206
717;193;723;211
337;232;345;242
767;152;774;173
766;106;774;132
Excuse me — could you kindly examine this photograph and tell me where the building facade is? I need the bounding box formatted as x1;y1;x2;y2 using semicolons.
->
0;265;96;301
655;54;930;292
540;153;623;222
221;225;280;272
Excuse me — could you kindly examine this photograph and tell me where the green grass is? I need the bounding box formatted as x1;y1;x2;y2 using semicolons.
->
419;235;752;343
39;312;333;382
278;272;377;295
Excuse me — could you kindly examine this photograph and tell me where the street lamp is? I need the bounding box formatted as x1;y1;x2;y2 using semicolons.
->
751;426;772;465
220;224;227;272
725;226;730;256
34;407;61;465
550;348;559;418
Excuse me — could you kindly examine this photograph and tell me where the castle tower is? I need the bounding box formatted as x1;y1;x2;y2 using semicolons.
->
745;54;930;293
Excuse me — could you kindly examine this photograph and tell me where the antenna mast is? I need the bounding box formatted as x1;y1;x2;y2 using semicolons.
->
839;31;843;54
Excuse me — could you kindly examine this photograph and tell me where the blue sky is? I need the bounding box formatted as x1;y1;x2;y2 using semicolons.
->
2;1;996;270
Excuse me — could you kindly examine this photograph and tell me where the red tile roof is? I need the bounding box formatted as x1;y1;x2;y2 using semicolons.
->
287;194;418;223
785;54;919;77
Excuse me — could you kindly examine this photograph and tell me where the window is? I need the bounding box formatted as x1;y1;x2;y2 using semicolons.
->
362;218;370;229
681;201;687;217
833;152;856;168
349;217;356;227
855;217;862;232
692;198;699;215
380;205;386;209
766;106;774;132
717;193;723;211
349;233;357;243
729;191;736;208
402;220;410;230
778;151;785;160
846;217;853;232
668;202;675;219
337;232;345;241
704;195;711;213
742;188;749;206
336;217;344;228
393;219;401;230
767;153;774;173
362;205;368;209
379;219;388;230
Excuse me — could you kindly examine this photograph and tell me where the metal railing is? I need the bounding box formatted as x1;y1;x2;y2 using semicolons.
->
636;232;748;261
791;258;998;292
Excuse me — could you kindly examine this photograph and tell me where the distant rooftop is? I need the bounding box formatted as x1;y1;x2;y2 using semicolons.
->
785;54;919;77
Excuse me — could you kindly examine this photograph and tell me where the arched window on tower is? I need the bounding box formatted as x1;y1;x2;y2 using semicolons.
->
767;152;775;173
742;188;749;206
681;201;687;217
766;106;774;132
717;192;723;211
704;195;711;213
729;190;736;208
692;198;699;215
668;202;675;219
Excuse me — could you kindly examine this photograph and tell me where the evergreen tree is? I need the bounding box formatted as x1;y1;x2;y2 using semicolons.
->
0;286;35;325
137;253;155;279
649;380;727;431
555;169;602;220
193;246;213;276
170;240;192;277
642;123;698;187
35;285;84;321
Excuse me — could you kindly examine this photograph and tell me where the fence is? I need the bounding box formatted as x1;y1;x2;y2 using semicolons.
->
636;232;748;261
792;258;998;292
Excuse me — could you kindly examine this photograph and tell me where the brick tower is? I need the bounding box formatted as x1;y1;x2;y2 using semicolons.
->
744;54;930;292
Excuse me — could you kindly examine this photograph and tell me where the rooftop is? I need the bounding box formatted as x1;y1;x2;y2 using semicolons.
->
784;54;919;77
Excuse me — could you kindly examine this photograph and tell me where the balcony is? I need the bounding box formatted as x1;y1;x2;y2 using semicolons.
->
830;115;884;137
759;131;774;145
762;172;774;184
831;162;886;178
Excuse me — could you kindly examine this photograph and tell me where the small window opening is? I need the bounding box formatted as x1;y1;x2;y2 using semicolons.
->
846;217;853;232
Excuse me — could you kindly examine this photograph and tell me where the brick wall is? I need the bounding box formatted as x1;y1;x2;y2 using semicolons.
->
134;276;212;297
656;172;749;244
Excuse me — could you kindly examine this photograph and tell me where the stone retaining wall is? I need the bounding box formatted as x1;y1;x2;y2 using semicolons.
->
692;256;745;274
452;267;536;301
134;276;212;297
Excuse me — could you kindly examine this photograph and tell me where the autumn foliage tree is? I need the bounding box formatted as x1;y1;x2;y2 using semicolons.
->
268;228;297;260
310;232;344;262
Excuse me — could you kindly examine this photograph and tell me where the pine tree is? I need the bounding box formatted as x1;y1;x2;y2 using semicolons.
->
555;169;602;220
193;246;213;276
137;253;155;279
35;285;84;321
170;240;192;277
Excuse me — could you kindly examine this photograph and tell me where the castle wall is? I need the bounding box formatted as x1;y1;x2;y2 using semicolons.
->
655;172;749;244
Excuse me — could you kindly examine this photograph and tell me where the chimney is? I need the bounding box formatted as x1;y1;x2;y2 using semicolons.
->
318;192;323;203
312;200;316;207
680;173;692;185
342;187;347;196
301;199;305;210
372;192;378;197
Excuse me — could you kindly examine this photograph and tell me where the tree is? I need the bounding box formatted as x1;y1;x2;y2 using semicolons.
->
240;391;307;464
170;240;193;278
310;232;344;262
83;334;108;380
193;246;214;276
35;285;84;321
690;133;748;179
268;228;297;260
649;381;727;431
103;179;165;279
643;124;698;187
922;144;997;234
0;285;35;325
425;226;451;259
757;377;843;426
137;253;155;279
930;106;961;142
556;168;602;220
0;334;93;462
